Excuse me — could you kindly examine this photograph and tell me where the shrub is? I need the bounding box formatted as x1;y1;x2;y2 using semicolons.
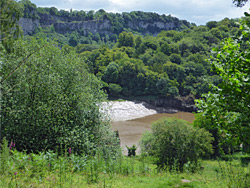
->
140;118;214;171
126;145;137;157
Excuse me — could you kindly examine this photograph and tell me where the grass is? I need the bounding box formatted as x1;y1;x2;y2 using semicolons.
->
1;139;250;188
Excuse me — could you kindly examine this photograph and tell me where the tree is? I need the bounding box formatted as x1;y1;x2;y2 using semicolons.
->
1;39;119;154
108;83;122;97
194;113;240;157
49;7;59;16
0;0;23;51
135;35;142;49
233;0;249;7
87;10;94;20
206;21;217;29
196;14;250;152
69;33;78;47
163;61;185;82
103;62;119;83
160;43;171;55
156;77;170;96
169;53;182;64
118;61;138;95
117;32;135;48
18;0;38;19
209;28;223;40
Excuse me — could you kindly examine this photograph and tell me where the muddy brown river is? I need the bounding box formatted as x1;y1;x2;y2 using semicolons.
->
112;112;195;154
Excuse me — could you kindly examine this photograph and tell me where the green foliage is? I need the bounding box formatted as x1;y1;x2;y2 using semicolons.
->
118;32;135;48
0;139;155;187
0;138;11;174
233;0;250;7
170;53;182;64
194;113;241;158
17;2;243;101
79;19;239;100
217;160;250;187
0;0;23;51
139;131;154;156
126;145;137;157
108;83;122;97
103;62;119;83
68;32;78;47
140;118;213;171
196;15;250;153
19;0;38;19
206;21;218;29
1;137;250;188
0;38;119;154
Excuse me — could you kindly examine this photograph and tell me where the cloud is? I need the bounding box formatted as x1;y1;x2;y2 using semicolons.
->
30;0;250;25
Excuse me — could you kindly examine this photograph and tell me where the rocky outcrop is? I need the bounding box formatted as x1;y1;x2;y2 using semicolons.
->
19;12;187;36
54;18;112;35
127;21;175;32
19;18;40;35
141;96;197;113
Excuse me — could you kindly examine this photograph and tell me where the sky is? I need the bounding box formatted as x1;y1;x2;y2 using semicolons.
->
29;0;250;25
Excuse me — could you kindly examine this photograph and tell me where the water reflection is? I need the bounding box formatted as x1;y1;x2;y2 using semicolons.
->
112;112;195;154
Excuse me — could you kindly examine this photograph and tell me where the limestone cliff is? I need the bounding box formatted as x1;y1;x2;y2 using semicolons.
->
19;18;40;35
54;19;112;35
19;11;190;36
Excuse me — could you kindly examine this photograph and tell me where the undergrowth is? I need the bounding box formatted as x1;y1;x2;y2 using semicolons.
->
0;138;249;188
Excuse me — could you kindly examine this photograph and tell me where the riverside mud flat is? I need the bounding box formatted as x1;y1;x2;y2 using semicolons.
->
101;101;195;154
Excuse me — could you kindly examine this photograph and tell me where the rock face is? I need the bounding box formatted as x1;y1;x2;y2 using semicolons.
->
54;18;112;35
127;21;175;31
19;18;40;35
142;97;197;112
18;12;187;36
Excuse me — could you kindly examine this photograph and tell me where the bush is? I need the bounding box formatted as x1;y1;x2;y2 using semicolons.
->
140;118;214;171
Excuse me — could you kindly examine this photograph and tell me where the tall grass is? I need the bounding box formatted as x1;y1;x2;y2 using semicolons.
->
0;139;152;187
217;159;250;187
1;138;250;188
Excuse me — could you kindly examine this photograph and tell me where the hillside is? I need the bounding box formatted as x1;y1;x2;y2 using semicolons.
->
18;0;192;37
17;0;241;112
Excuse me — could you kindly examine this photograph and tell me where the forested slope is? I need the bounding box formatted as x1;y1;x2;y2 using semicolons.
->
78;20;240;102
17;0;242;111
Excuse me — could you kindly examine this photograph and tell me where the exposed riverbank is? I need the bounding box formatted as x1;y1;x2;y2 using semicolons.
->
101;100;178;122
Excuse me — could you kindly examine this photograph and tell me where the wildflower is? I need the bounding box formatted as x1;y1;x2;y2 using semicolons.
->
9;141;16;150
14;172;17;176
68;147;72;154
9;141;14;150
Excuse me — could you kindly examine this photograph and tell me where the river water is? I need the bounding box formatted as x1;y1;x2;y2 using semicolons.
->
111;112;195;154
